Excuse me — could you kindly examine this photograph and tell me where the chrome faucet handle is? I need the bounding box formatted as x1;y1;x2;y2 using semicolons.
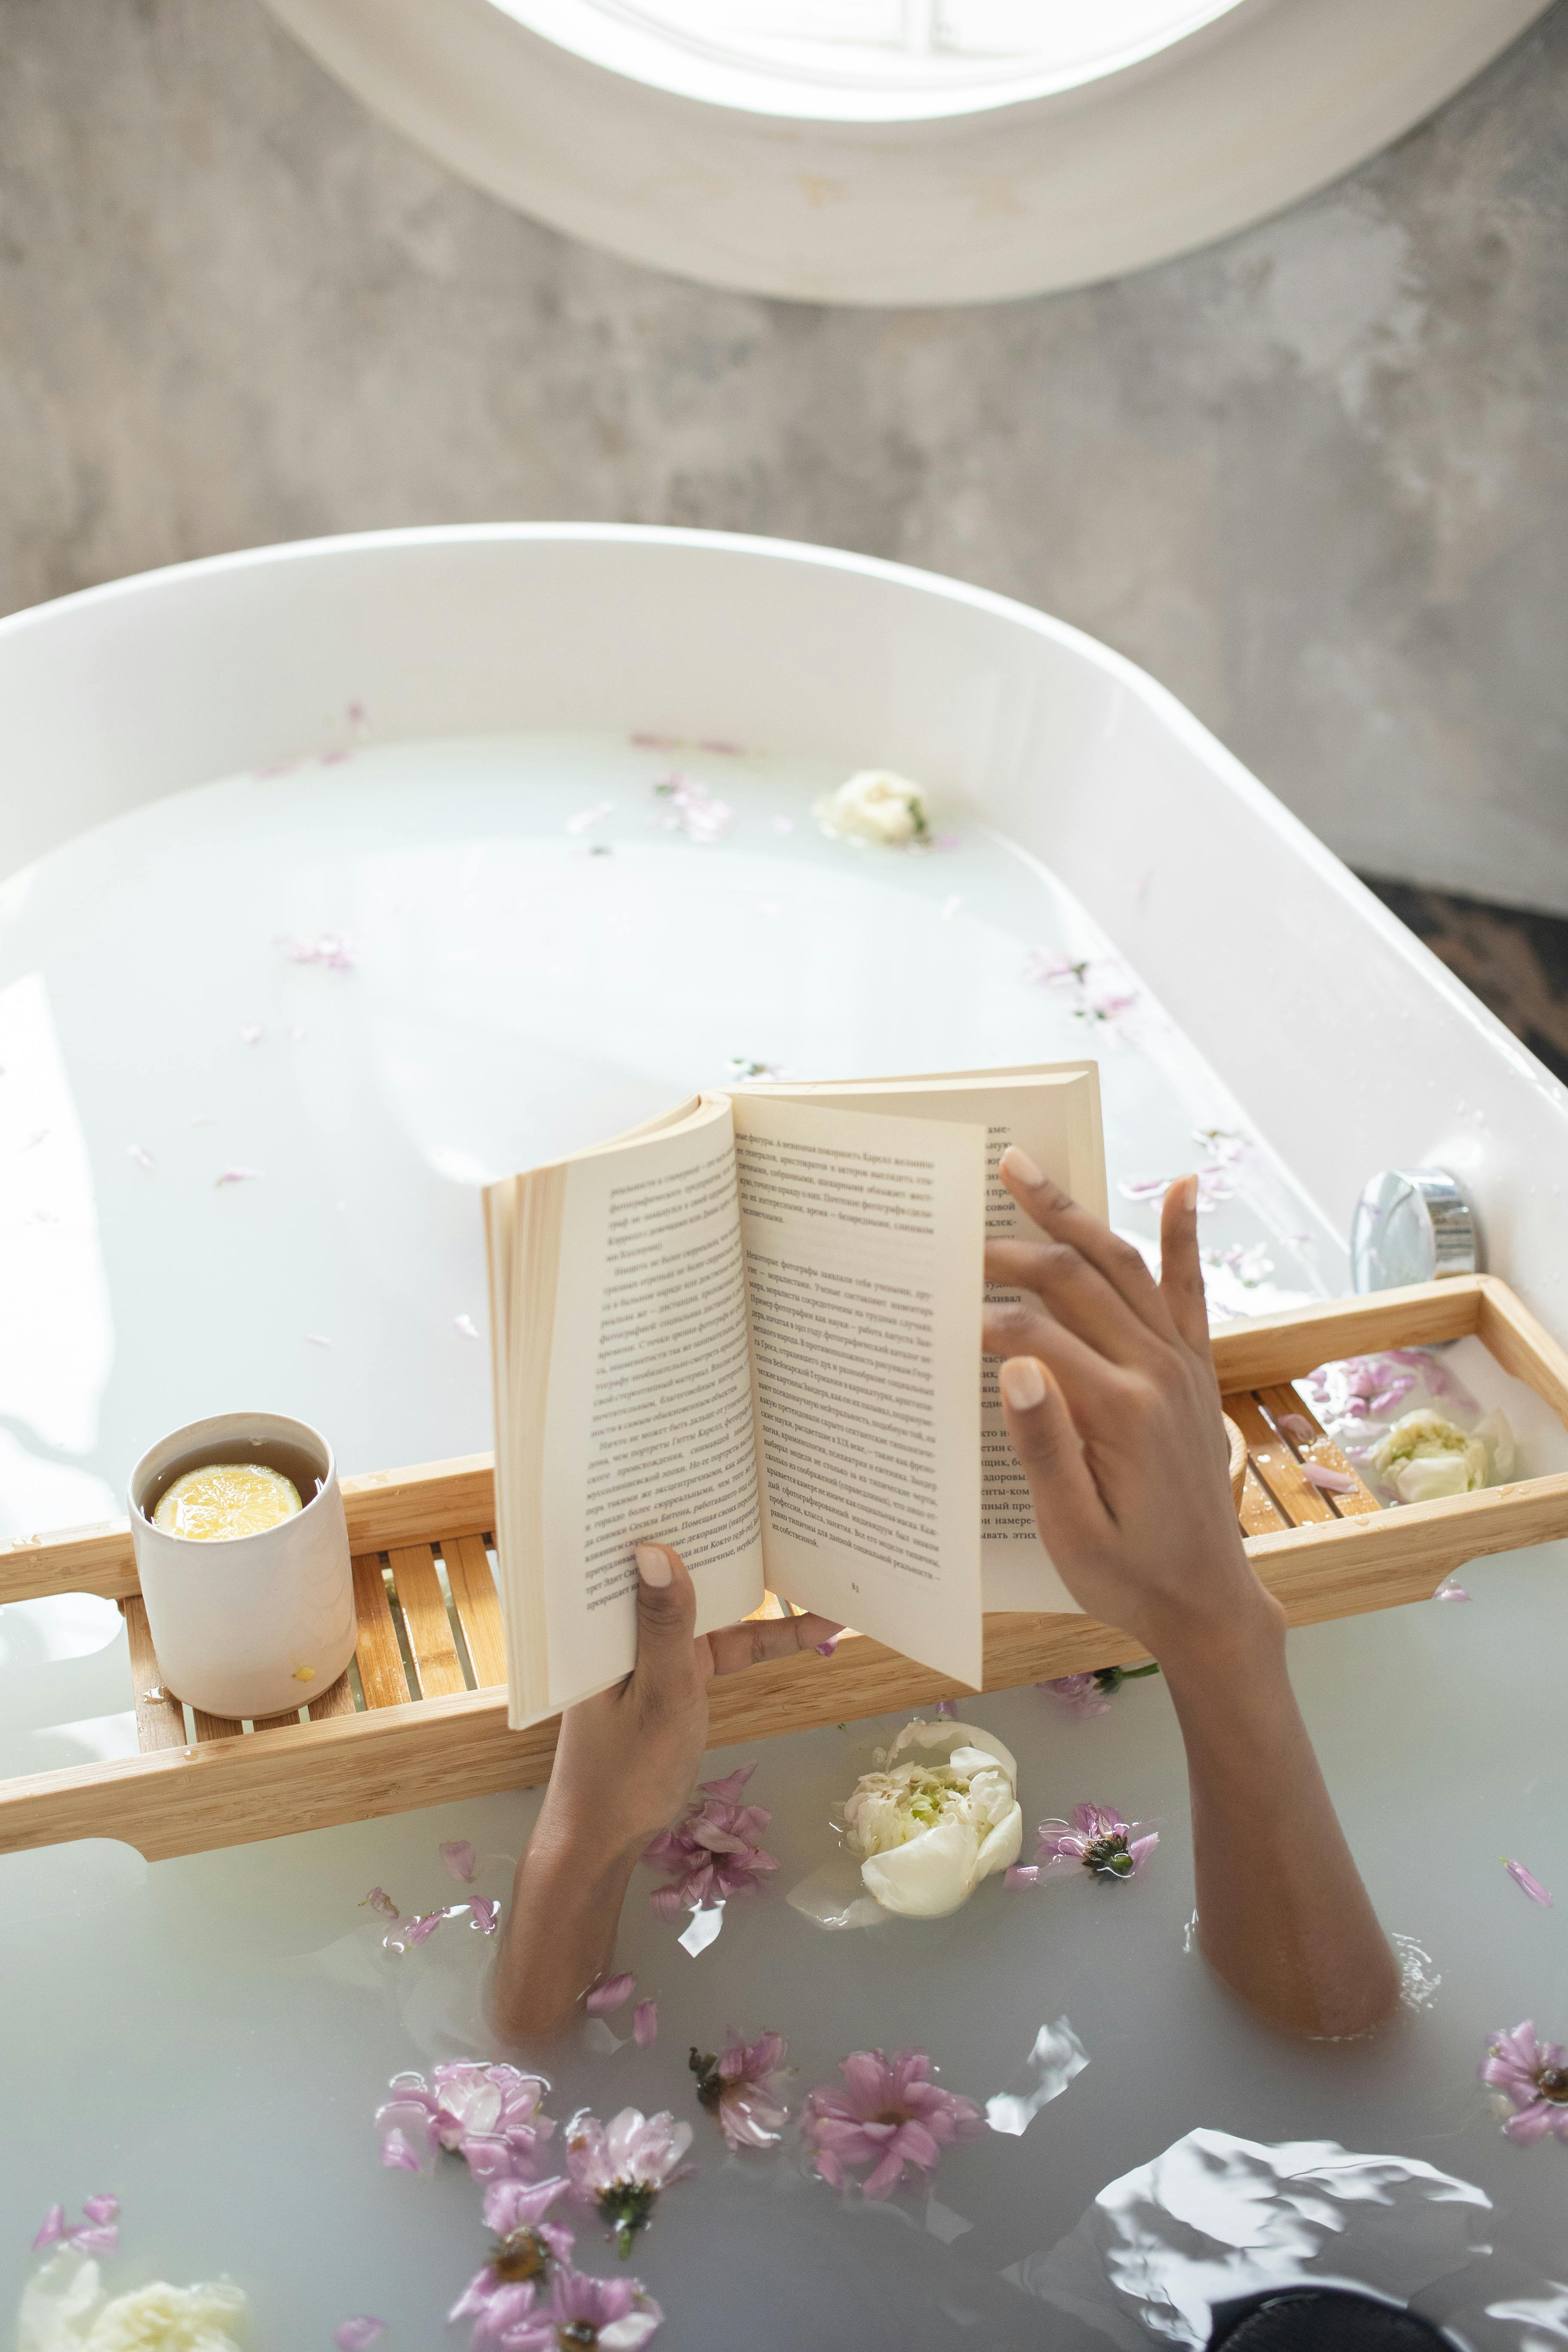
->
1351;1169;1478;1293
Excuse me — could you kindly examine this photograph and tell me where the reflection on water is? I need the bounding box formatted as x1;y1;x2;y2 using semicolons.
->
1005;2126;1568;2349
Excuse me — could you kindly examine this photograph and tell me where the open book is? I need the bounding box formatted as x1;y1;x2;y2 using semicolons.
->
484;1062;1105;1729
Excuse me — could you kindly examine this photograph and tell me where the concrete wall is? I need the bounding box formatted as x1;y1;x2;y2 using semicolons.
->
3;0;1565;909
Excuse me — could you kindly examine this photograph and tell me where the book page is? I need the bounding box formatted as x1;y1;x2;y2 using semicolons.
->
744;1067;1103;1614
488;1097;765;1726
730;1090;985;1688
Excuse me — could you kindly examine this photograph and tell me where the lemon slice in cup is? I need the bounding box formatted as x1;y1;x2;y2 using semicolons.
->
153;1462;302;1541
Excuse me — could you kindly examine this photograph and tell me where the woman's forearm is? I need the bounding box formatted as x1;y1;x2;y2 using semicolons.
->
491;1803;641;2046
1160;1605;1400;2037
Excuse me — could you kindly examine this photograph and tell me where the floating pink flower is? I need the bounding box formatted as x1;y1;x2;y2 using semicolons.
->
334;2320;385;2351
1481;2021;1568;2143
643;1762;777;1920
375;2061;554;2183
30;2195;119;2258
469;1898;500;1936
802;2049;983;2200
281;930;356;971
440;1839;477;1882
585;1972;636;2016
1504;1859;1554;1909
360;1886;399;1920
1009;1802;1158;1886
633;2000;658;2049
564;2108;694;2257
649;773;732;845
461;2265;663;2352
1037;1672;1111;1720
400;1908;449;1947
448;2176;575;2343
689;2029;791;2153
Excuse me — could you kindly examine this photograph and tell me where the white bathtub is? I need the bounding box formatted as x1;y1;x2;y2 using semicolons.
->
3;527;1567;2344
6;524;1565;1325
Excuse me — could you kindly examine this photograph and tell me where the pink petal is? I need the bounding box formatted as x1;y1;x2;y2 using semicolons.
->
361;1887;399;1920
469;1898;500;1935
648;1885;685;1922
80;2196;118;2226
1127;1833;1160;1874
1275;1413;1314;1444
1435;1579;1471;1602
334;2321;386;2351
381;2128;423;2171
934;1697;958;1720
70;2227;119;2257
30;2205;65;2251
1301;1462;1357;1493
698;1764;756;1802
1504;1858;1554;1908
439;1839;477;1883
215;1166;259;1187
814;1634;842;1657
633;2000;658;2048
1503;2103;1557;2145
1004;1865;1041;1890
586;1972;637;2015
403;1909;447;1946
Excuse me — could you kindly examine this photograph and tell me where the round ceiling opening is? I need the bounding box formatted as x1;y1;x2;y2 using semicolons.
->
486;0;1251;121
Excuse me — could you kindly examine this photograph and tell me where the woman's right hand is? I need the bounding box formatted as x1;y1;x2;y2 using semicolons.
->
982;1150;1280;1666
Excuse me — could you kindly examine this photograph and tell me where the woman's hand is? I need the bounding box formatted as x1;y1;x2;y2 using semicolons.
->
490;1547;838;2044
547;1543;840;1858
985;1150;1398;2036
983;1148;1279;1665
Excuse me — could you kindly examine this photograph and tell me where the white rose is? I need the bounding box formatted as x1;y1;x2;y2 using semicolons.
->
842;1719;1022;1918
1370;1408;1488;1504
19;2254;249;2352
812;769;929;847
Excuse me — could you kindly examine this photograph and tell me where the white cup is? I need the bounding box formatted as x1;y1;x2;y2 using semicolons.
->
128;1411;356;1721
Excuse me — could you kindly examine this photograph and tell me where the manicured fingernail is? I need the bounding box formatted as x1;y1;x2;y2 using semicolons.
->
636;1544;672;1587
999;1356;1047;1410
1000;1144;1044;1188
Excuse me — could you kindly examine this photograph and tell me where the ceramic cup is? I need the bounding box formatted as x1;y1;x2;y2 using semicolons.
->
128;1411;355;1721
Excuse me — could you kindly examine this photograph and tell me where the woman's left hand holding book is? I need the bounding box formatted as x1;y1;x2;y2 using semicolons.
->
490;1547;839;2044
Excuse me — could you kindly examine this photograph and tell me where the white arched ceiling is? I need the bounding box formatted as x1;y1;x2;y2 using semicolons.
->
260;0;1551;304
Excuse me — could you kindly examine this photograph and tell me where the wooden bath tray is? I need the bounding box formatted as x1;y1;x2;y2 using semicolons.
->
3;1272;1568;1862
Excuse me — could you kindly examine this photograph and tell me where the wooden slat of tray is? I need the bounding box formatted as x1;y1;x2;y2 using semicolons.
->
1237;1462;1287;1538
351;1554;413;1709
387;1544;467;1700
1226;1393;1338;1525
192;1708;242;1742
121;1599;187;1752
253;1709;304;1732
308;1673;357;1721
444;1534;506;1689
1256;1384;1383;1518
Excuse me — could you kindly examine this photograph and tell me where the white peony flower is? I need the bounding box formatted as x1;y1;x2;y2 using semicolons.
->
812;769;929;848
842;1719;1022;1919
19;2254;249;2352
1370;1408;1491;1504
